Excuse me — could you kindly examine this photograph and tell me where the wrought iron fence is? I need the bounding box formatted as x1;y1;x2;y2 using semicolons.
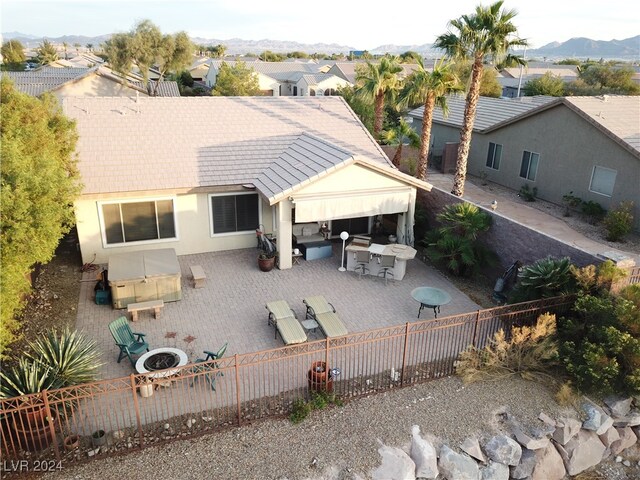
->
0;295;574;471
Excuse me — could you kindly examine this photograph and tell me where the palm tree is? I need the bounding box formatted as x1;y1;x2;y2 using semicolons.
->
36;39;59;65
434;0;527;196
380;119;420;168
399;58;462;181
62;41;68;60
355;57;403;138
85;43;94;52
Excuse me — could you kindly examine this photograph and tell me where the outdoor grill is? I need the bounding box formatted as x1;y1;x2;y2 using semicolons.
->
143;352;180;371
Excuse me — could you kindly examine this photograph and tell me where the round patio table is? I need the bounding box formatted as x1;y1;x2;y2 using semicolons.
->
411;287;452;319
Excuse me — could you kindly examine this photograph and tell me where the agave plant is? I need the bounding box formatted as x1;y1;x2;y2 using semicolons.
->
25;328;102;387
0;358;61;398
512;256;574;301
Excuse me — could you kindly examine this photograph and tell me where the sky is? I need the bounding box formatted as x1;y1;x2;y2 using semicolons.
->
1;0;639;50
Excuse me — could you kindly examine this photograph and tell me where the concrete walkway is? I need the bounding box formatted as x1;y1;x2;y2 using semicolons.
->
426;171;640;265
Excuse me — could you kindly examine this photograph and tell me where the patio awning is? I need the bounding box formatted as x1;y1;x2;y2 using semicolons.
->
292;187;412;222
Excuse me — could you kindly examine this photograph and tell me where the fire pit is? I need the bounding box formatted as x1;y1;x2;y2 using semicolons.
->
135;348;189;378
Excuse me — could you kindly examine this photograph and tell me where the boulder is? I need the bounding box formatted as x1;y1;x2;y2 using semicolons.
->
599;425;621;448
613;411;640;427
512;427;550;450
610;427;637;455
604;396;633;417
480;461;509;480
552;417;582;445
409;425;438;479
484;435;521;466
372;442;416;480
460;437;485;463
532;444;566;480
438;445;479;480
538;412;556;427
510;448;536;479
556;429;606;476
582;404;614;435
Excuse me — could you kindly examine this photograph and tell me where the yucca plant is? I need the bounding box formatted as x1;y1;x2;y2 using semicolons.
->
0;358;61;398
25;328;102;387
511;256;574;302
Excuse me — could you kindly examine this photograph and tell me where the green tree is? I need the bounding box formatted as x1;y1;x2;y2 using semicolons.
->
287;51;309;59
2;40;26;68
399;51;421;63
337;84;375;135
210;44;227;58
0;79;81;356
434;0;527;196
36;39;59;65
399;58;462;180
260;50;284;61
452;61;503;97
380;118;420;168
355;57;403;138
523;72;566;96
85;43;94;52
212;61;260;96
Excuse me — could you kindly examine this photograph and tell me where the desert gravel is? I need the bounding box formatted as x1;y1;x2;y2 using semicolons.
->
44;376;575;480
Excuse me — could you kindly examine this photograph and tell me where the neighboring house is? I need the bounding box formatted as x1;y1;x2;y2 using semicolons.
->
63;96;432;268
499;63;579;98
408;94;640;230
328;62;423;85
2;66;181;99
49;52;105;69
188;57;211;82
205;60;351;96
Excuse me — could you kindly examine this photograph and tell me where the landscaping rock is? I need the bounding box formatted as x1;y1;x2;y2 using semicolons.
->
557;429;606;476
613;411;640;427
610;427;637;455
438;445;479;480
552;417;581;445
484;435;521;466
512;427;549;450
371;442;416;480
460;436;485;463
409;425;438;479
582;404;614;435
538;412;556;427
510;448;536;479
599;425;621;448
480;461;508;480
604;396;633;418
532;443;566;480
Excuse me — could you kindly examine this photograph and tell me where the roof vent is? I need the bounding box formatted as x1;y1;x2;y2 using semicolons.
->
601;94;609;102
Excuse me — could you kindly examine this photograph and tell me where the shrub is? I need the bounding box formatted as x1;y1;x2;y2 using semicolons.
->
581;200;606;224
289;398;312;424
562;192;583;216
424;202;495;276
596;259;628;291
603;201;634;242
518;184;537;202
456;313;559;383
289;391;341;424
511;256;574;301
570;264;597;294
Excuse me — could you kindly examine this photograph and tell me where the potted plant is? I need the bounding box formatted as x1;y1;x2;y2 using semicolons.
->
256;226;277;272
91;429;107;447
63;434;80;451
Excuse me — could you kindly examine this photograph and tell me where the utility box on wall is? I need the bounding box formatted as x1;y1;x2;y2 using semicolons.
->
108;248;182;309
441;142;459;174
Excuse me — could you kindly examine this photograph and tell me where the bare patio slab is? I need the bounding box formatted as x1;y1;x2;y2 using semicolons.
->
77;244;481;380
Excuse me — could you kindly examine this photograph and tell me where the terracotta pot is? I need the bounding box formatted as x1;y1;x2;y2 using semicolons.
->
64;434;80;451
308;361;333;393
12;409;57;452
258;256;275;272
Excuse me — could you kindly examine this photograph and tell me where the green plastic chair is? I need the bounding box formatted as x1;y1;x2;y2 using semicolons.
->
191;342;228;391
108;316;149;367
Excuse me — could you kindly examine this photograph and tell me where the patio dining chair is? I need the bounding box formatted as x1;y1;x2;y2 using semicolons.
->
190;342;228;391
354;250;370;278
108;316;149;367
377;255;396;284
266;300;307;345
303;296;348;338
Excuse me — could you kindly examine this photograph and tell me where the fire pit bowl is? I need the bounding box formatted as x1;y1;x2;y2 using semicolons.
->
135;348;189;377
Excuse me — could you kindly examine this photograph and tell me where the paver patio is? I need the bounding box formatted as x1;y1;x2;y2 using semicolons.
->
77;243;481;380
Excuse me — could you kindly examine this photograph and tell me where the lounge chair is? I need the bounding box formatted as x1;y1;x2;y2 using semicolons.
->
303;296;348;338
266;300;307;345
191;342;228;391
108;316;149;367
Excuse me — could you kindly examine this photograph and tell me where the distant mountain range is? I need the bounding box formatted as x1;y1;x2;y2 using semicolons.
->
2;31;638;59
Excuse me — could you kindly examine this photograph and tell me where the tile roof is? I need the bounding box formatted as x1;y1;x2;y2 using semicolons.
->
128;80;181;97
330;62;421;84
408;94;555;132
63;96;392;197
1;67;97;96
210;60;317;82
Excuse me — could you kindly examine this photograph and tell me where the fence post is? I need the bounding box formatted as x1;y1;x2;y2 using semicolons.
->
400;322;410;386
41;390;60;461
129;374;144;449
472;310;481;348
325;337;330;372
235;354;242;427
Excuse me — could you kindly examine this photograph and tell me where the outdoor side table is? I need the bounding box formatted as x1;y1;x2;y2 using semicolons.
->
411;287;452;319
301;319;319;333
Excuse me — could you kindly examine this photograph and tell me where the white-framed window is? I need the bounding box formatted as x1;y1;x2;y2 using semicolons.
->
485;142;502;170
589;166;617;197
209;192;261;236
99;198;177;247
519;150;540;181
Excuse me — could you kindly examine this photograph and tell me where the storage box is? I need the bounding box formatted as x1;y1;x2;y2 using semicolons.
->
299;241;333;261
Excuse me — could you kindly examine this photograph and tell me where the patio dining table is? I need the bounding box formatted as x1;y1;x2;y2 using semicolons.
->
411;287;452;319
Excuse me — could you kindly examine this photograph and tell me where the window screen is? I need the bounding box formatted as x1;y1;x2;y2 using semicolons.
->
590;166;617;197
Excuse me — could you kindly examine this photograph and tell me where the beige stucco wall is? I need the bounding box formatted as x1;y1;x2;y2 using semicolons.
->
54;75;145;101
75;190;274;264
298;76;350;96
294;163;407;194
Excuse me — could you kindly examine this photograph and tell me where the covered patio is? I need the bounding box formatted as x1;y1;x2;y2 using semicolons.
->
77;244;481;380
